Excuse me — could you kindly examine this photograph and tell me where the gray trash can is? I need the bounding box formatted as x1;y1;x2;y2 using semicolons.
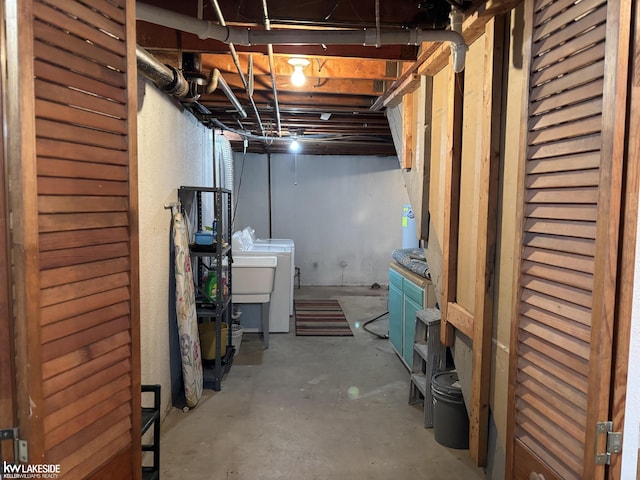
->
431;370;469;449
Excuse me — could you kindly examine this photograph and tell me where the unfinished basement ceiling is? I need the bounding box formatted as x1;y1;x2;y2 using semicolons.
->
136;0;456;155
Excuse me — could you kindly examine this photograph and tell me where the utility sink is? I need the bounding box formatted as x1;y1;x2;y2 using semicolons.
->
232;256;277;303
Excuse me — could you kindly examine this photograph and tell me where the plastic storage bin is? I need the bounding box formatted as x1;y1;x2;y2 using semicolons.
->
431;370;469;449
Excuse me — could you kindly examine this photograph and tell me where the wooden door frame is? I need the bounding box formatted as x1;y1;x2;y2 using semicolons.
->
609;0;640;476
505;0;635;476
0;0;17;461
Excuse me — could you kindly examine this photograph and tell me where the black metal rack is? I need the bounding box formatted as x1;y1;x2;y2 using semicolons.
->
141;384;160;480
178;186;233;391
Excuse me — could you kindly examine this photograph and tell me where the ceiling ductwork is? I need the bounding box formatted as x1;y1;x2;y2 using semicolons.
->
136;2;468;73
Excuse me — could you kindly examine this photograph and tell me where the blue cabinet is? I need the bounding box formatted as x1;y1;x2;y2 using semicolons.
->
388;263;437;369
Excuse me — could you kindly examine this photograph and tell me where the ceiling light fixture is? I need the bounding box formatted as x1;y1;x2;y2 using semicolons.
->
289;139;301;153
288;58;310;87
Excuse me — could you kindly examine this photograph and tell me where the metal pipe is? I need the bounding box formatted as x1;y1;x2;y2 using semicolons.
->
137;2;468;72
136;45;189;97
205;68;248;119
137;45;246;118
375;0;381;48
210;0;265;135
262;0;282;136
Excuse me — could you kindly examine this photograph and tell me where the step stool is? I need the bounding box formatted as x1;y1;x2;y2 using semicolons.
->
409;308;444;428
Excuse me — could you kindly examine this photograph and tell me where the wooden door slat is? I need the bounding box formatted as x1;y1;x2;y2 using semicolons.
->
528;116;602;146
39;212;129;233
42;331;131;380
34;41;125;89
534;0;581;27
531;43;605;87
517;373;587;425
518;388;585;445
36;99;127;135
520;318;590;361
530;78;604;117
521;274;592;308
44;373;130;433
44;387;131;450
40;272;130;308
33;2;124;55
529;99;603;133
44;359;130;414
39;228;129;252
34;61;125;105
41;302;130;344
532;0;605;42
523;232;596;256
530;61;604;100
38;158;128;182
40;286;130;326
521;288;592;326
36;138;128;165
42;344;130;398
518;359;588;410
522;245;594;273
49;404;130;465
532;4;607;58
36;118;126;150
82;0;126;25
38;177;129;197
521;260;594;291
519;343;588;392
526;152;600;176
529;134;601;160
35;81;127;121
526;168;599;188
520;303;591;343
40;257;129;289
32;21;126;72
47;0;126;40
525;203;597;221
524;218;596;239
40;243;130;272
532;24;606;73
525;187;599;204
38;196;129;214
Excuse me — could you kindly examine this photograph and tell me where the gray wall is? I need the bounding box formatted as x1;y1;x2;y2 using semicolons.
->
233;152;411;286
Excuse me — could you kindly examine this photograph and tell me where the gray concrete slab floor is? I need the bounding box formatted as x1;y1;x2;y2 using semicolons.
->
158;286;484;480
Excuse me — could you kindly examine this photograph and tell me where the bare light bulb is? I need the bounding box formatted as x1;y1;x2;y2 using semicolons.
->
291;66;306;87
290;139;300;152
288;58;310;88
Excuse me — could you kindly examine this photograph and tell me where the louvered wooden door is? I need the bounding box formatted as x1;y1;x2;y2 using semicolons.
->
507;0;631;478
5;0;140;478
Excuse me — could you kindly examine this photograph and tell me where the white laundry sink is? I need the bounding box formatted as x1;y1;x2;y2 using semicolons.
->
232;256;277;303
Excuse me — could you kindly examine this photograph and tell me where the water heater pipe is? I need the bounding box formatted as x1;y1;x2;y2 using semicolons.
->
136;2;468;73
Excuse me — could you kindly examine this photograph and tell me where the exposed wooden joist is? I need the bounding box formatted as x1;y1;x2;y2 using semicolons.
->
200;54;398;80
401;93;414;168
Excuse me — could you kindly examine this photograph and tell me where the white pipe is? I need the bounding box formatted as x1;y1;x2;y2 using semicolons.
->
136;2;468;72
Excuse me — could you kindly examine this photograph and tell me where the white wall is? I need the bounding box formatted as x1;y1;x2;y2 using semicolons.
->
137;77;213;417
622;185;640;479
233;152;410;286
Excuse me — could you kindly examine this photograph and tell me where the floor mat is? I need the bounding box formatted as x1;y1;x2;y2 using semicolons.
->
294;299;353;336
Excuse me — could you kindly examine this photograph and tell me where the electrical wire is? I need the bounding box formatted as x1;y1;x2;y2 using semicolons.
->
362;311;389;339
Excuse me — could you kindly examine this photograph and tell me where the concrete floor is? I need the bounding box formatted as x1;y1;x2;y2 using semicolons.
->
158;286;484;479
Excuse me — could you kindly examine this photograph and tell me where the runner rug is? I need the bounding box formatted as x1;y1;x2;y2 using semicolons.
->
294;299;353;336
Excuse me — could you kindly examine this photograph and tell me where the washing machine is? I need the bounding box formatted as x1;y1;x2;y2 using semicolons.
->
241;227;295;314
232;232;292;333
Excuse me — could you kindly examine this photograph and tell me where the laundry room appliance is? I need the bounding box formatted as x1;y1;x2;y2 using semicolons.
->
232;232;293;333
